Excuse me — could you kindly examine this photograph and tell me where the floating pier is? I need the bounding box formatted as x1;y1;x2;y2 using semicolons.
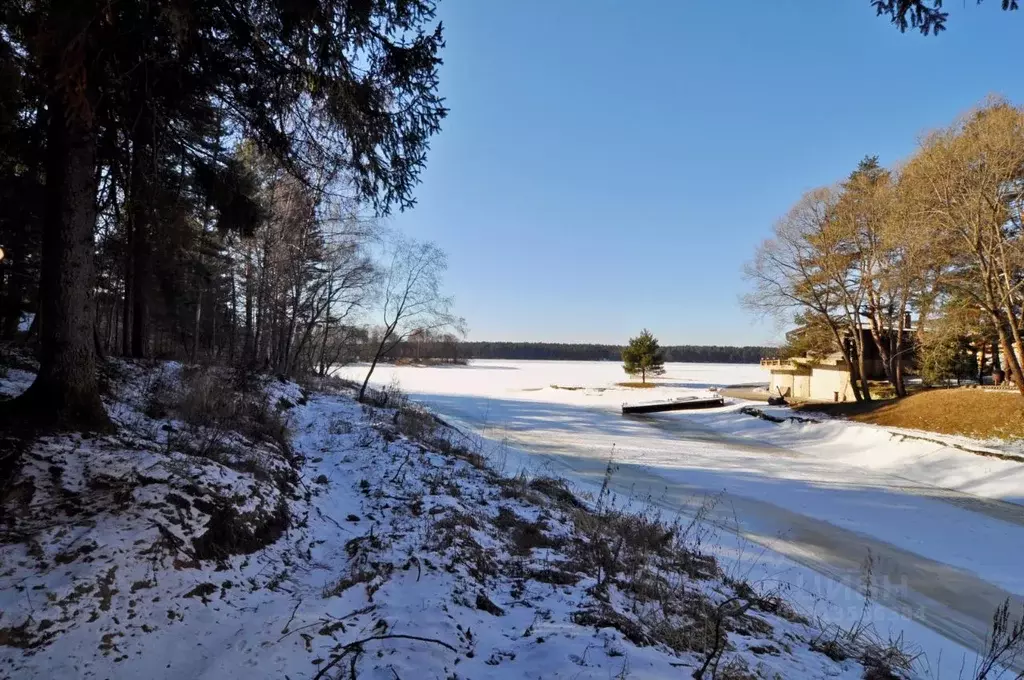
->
621;395;725;414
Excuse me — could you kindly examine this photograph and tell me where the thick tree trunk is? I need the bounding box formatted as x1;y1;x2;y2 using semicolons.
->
980;276;1024;395
987;310;1024;396
828;325;863;402
868;325;896;389
848;358;864;402
865;300;905;398
999;334;1024;397
845;321;873;402
4;86;110;431
855;336;872;402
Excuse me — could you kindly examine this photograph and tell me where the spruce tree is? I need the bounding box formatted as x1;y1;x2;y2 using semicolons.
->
871;0;1017;36
0;0;447;431
622;329;665;384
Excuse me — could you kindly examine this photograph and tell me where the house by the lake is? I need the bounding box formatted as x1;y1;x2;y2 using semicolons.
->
762;317;914;402
761;355;858;402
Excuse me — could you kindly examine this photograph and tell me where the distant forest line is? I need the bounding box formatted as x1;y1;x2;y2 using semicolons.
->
456;342;774;364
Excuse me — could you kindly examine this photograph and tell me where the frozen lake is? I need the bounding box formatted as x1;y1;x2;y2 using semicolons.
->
341;359;765;403
336;359;1024;675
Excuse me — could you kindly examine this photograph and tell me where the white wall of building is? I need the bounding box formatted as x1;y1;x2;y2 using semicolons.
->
808;366;856;402
766;365;856;402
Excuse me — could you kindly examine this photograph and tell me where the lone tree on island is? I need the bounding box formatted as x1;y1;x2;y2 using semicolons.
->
622;329;665;384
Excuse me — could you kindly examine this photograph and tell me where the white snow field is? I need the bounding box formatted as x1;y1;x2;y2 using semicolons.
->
1;361;905;680
338;359;1024;676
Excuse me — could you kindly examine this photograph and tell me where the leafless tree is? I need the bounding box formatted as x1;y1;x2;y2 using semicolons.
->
743;187;868;401
748;98;1024;400
901;98;1024;395
831;160;926;397
358;237;464;401
227;156;376;377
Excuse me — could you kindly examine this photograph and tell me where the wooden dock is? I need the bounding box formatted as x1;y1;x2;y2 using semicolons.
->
621;395;725;414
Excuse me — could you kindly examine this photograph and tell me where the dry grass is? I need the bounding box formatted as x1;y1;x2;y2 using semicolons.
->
615;382;657;389
795;388;1024;440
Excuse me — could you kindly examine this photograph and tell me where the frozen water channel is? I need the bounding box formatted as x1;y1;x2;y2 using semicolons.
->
339;360;1024;674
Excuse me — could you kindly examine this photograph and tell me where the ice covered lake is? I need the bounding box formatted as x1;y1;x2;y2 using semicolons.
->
337;359;1024;675
343;359;765;400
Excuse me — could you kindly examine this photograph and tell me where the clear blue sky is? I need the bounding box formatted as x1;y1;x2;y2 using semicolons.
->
386;0;1024;346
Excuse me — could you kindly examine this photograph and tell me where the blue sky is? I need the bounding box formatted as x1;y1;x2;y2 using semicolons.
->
386;1;1024;346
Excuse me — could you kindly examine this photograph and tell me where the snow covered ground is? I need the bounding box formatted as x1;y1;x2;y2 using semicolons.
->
336;359;1024;677
0;361;904;679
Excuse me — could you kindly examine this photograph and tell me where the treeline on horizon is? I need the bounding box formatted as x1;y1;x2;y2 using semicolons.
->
454;342;774;364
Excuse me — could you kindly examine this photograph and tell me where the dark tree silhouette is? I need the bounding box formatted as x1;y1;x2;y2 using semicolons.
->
871;0;1018;35
0;0;447;431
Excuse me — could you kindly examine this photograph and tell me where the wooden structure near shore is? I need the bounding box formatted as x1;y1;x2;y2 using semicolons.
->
621;396;725;414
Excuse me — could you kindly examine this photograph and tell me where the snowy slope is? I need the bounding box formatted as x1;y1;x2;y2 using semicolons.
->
336;359;1024;677
0;363;897;679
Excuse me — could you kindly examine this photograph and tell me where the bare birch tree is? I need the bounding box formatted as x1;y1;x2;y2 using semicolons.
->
358;238;464;401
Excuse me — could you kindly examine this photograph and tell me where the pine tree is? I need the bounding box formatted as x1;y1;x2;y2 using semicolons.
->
622;329;665;384
0;0;447;431
871;0;1018;36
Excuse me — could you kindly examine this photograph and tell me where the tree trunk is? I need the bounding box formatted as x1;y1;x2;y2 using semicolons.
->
360;327;397;402
1;222;27;340
980;276;1024;395
121;201;133;356
829;325;863;402
359;339;388;402
894;353;905;396
867;323;896;391
104;290;115;352
129;119;151;359
844;320;873;402
243;249;254;363
318;278;333;376
892;299;909;398
999;334;1024;396
848;357;864;402
978;342;986;384
253;239;270;363
987;310;1024;396
191;291;202;363
229;256;237;364
4;81;111;431
855;334;872;402
865;298;905;397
